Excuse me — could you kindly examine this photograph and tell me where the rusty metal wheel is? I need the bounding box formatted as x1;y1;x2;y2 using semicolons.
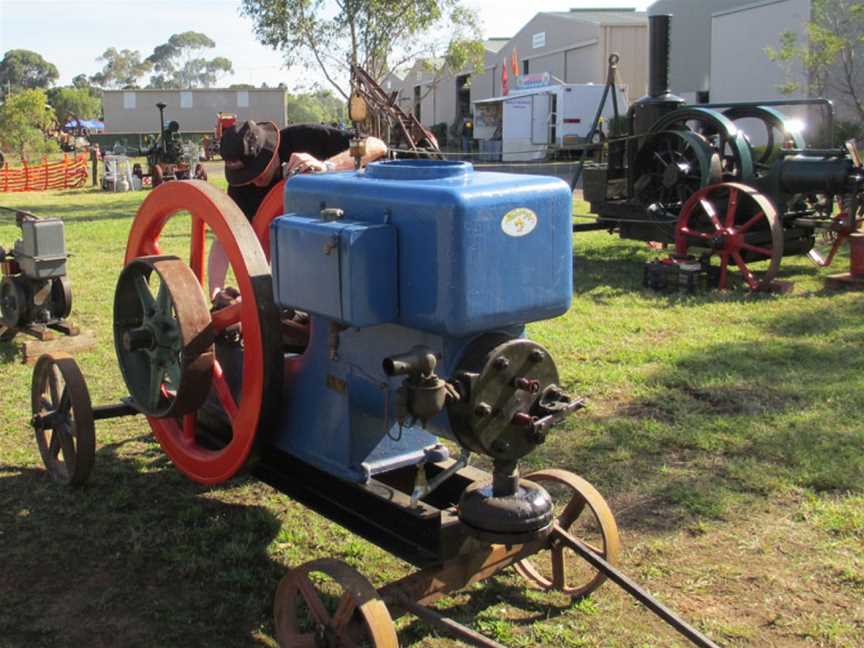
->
31;352;95;486
114;255;214;418
274;558;398;648
514;469;621;600
675;182;783;290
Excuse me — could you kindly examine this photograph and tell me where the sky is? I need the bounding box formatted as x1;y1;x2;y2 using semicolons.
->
0;0;653;91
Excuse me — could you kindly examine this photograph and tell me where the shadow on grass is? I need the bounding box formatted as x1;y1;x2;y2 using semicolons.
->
531;298;864;533
0;436;284;648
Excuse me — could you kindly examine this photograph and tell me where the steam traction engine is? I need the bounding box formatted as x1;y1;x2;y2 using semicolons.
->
581;15;864;290
30;161;721;646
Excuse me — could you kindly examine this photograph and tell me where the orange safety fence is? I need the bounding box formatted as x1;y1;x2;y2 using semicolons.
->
0;154;89;192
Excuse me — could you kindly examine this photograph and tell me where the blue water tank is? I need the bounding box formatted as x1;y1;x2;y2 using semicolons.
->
271;160;572;336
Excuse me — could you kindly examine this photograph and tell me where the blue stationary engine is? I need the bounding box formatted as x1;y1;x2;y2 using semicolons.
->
269;159;579;539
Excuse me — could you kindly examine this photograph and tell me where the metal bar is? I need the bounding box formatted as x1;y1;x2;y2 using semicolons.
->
92;402;140;421
572;221;610;232
553;524;722;648
388;592;508;648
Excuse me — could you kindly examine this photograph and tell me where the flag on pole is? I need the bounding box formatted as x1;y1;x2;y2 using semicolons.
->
502;61;509;96
511;48;519;77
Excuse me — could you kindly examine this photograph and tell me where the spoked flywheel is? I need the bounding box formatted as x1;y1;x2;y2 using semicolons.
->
723;106;805;174
274;558;398;648
633;130;721;214
251;180;285;262
675;182;783;290
123;180;282;484
650;107;754;182
114;255;214;417
31;352;95;486
514;469;621;600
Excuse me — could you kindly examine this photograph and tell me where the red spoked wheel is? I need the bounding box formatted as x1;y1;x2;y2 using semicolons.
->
124;180;282;484
251;180;286;262
675;182;783;290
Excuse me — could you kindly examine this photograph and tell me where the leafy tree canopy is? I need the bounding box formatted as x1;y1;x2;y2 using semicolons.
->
241;0;484;99
91;48;152;89
146;32;234;88
766;0;864;121
0;89;59;161
47;86;101;124
0;49;59;92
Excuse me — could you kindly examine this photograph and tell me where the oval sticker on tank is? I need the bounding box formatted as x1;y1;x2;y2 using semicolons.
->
501;208;538;237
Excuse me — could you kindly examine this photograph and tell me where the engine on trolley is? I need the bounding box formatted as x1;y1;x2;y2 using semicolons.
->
581;14;864;290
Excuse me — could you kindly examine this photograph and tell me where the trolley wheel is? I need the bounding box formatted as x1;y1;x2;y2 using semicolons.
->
113;256;214;417
151;164;164;187
675;182;783;291
30;352;95;486
250;180;286;261
514;469;621;600
124;180;282;484
193;163;208;181
274;558;398;648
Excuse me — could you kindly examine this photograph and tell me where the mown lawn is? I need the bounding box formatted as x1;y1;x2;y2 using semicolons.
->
0;180;862;648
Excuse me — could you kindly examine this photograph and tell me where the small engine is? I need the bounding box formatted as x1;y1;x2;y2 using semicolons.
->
0;209;72;339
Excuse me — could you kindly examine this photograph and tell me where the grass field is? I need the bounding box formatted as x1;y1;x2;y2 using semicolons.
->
0;180;862;648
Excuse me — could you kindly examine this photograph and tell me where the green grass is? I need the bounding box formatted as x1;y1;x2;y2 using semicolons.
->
1;183;863;647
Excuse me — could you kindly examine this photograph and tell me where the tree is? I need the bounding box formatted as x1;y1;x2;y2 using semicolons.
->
47;87;101;124
91;48;152;89
0;50;59;93
241;0;485;99
766;0;864;121
146;32;234;88
0;89;58;160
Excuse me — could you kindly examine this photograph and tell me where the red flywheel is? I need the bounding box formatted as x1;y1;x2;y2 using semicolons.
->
124;180;282;484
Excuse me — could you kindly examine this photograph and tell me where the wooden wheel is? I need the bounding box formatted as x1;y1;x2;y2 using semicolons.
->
30;352;95;487
675;182;783;290
124;180;282;485
514;469;621;600
251;180;286;261
274;558;398;648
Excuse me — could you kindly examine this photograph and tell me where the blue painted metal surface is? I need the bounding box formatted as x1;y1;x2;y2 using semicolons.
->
269;160;573;482
277;160;573;336
271;216;398;328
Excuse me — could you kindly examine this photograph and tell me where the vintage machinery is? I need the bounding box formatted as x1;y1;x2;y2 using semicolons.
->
30;164;722;647
132;102;207;187
0;207;75;343
580;15;864;290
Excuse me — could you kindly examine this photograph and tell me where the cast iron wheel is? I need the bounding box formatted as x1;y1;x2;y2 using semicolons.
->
31;352;95;486
633;130;721;213
723;106;805;173
151;164;164;187
124;180;282;484
675;182;783;290
650;107;754;182
514;469;621;600
0;276;25;328
114;255;214;418
274;558;398;648
51;275;73;319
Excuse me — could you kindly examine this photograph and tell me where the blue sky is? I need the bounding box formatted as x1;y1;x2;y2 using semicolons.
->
0;0;652;90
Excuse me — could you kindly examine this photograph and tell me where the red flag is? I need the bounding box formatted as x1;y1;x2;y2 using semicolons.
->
502;60;509;96
511;48;519;77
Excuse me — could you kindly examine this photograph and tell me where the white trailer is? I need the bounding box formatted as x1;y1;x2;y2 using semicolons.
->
473;80;630;162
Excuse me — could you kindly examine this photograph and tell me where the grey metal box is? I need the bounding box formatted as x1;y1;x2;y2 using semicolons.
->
14;218;67;279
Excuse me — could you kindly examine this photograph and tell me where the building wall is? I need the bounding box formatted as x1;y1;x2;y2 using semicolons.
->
603;26;649;96
649;0;762;98
709;0;809;103
102;89;288;134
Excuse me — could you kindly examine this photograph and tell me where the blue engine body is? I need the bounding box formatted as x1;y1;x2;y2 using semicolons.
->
269;160;572;482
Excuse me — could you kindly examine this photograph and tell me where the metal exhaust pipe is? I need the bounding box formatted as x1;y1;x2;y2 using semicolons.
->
648;14;672;98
